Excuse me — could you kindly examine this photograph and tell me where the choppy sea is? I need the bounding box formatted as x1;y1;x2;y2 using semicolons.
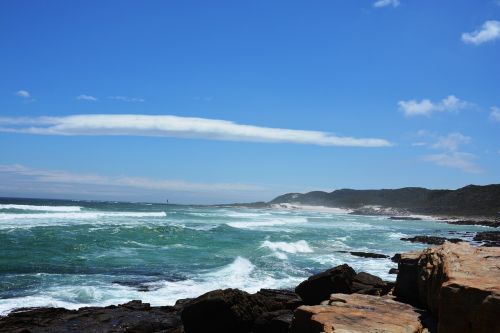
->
0;197;492;314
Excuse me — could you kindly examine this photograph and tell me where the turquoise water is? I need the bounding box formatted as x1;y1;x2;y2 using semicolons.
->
0;198;492;314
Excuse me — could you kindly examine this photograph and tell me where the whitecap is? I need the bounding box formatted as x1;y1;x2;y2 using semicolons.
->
0;204;82;212
226;217;307;229
260;240;313;254
387;232;408;239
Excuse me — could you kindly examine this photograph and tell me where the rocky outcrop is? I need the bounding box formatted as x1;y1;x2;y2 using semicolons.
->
0;289;302;333
389;216;422;220
1;244;498;333
289;293;433;333
447;219;500;228
400;235;464;245
180;288;302;333
473;231;500;247
394;242;500;333
348;251;390;259
295;264;393;305
0;300;182;333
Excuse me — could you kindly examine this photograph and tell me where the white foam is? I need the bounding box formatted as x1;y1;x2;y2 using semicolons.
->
387;232;408;239
226;217;307;229
260;240;313;254
224;211;272;218
0;211;167;229
0;204;82;212
0;257;306;315
0;211;166;220
270;203;352;214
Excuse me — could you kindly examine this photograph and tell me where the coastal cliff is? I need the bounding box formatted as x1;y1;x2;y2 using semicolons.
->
1;242;498;332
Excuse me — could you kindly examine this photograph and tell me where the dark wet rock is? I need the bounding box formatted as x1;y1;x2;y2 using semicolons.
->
0;300;182;333
181;288;289;333
295;264;393;305
473;231;500;247
253;309;293;333
179;289;300;333
447;219;500;228
389;216;422;221
254;289;303;310
295;264;356;305
392;249;423;306
391;253;402;263
352;272;394;296
349;251;390;259
389;268;399;274
400;235;464;245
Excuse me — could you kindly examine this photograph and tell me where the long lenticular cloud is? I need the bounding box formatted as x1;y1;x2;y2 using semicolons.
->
0;114;392;147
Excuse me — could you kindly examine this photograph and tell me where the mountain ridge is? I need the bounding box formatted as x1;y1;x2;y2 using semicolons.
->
268;184;500;217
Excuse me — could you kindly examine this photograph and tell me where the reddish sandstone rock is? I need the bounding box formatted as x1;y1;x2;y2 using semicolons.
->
289;293;431;333
394;242;500;333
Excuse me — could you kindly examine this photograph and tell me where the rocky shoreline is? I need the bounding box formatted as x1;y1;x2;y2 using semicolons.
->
1;242;498;333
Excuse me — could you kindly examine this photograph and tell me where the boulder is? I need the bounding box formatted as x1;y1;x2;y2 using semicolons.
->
352;272;394;296
255;289;303;310
253;309;293;333
181;289;262;333
295;264;356;305
181;288;291;333
394;242;500;333
289;293;433;333
295;264;394;305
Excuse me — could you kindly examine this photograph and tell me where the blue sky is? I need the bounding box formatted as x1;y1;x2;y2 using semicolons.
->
0;0;499;203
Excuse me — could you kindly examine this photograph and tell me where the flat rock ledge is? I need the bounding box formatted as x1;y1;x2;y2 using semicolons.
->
290;293;431;333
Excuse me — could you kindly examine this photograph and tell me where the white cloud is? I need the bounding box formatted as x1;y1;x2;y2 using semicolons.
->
0;164;262;193
431;132;471;151
0;114;392;147
422;152;482;173
416;131;482;173
462;20;500;45
373;0;400;7
15;90;31;98
398;95;469;117
0;164;275;203
108;96;145;103
77;94;98;102
490;106;500;122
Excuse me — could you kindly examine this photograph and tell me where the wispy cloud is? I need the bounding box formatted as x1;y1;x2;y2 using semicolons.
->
0;164;274;203
15;90;31;98
108;96;145;103
373;0;400;8
416;131;482;173
0;164;263;193
77;94;98;102
431;132;471;151
490;106;500;122
0;114;392;147
398;95;469;117
462;20;500;45
422;152;481;174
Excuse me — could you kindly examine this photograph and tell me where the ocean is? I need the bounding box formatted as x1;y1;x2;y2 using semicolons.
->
0;197;492;315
